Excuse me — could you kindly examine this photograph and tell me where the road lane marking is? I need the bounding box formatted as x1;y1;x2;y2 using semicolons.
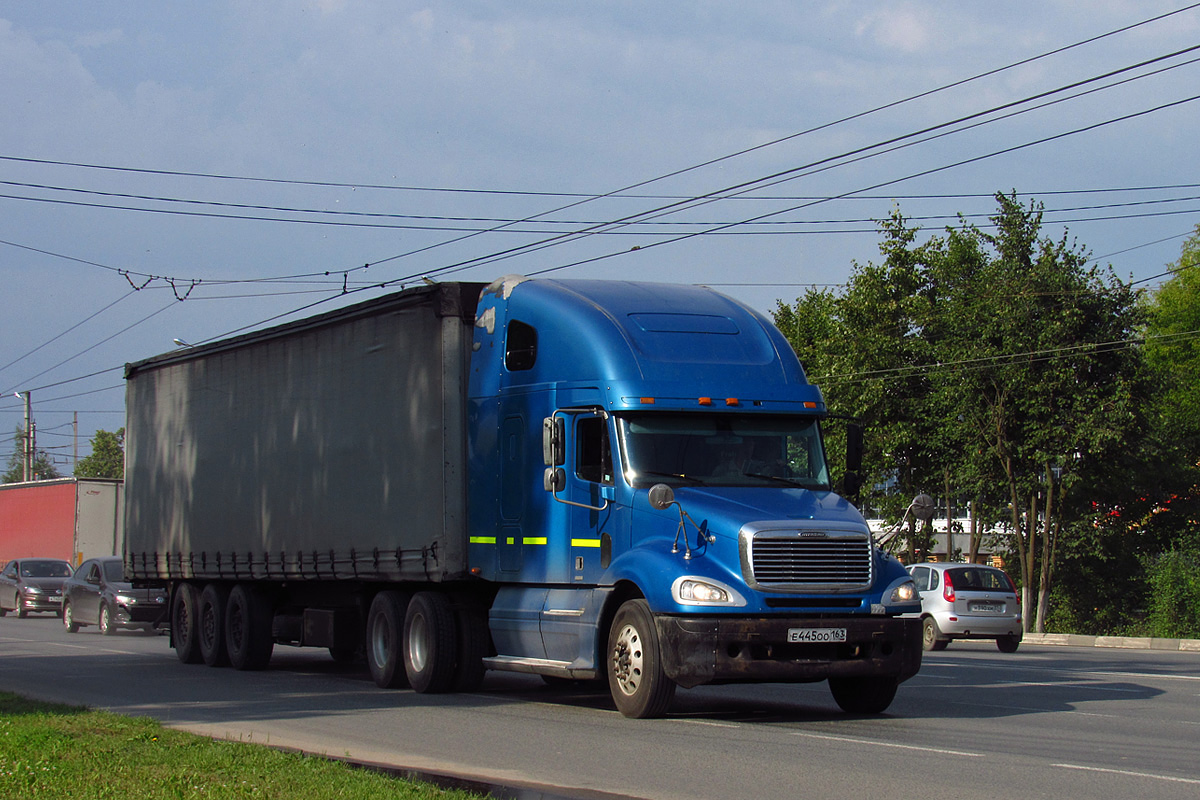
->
789;731;983;757
1054;764;1200;785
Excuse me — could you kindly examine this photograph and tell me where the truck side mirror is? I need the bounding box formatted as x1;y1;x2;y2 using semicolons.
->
544;467;566;493
542;416;565;466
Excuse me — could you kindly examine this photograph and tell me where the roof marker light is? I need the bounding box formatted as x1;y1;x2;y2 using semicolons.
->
725;398;739;406
698;397;713;406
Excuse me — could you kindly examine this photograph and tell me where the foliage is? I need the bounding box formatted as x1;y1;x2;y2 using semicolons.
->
773;193;1150;633
1144;546;1200;639
1;426;62;483
0;692;482;800
1144;223;1200;451
74;428;125;480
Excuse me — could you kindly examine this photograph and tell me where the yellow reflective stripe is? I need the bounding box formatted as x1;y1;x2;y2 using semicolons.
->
469;536;496;544
506;537;515;545
522;537;548;545
571;539;601;548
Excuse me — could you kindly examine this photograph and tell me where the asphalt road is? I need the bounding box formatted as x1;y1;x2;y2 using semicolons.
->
3;614;1199;800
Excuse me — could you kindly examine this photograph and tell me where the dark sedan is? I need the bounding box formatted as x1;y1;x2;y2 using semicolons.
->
0;558;74;617
62;556;168;634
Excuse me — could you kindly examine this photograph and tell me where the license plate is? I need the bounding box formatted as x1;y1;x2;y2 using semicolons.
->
787;627;847;643
970;602;1001;613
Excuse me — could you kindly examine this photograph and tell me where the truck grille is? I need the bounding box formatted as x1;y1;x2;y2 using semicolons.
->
741;528;873;591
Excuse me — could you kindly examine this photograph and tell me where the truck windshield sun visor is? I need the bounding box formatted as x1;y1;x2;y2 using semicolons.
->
616;412;831;489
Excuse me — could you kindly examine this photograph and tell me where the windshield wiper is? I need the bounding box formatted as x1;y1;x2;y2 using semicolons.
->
637;470;706;485
743;472;815;488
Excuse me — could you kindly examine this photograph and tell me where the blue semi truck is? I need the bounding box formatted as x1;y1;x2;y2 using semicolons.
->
124;275;922;718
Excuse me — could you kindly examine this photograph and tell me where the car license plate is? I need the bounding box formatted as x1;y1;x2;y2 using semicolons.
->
787;627;847;643
970;601;1001;613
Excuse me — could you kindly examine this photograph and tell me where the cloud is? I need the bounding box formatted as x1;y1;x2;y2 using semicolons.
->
854;7;932;54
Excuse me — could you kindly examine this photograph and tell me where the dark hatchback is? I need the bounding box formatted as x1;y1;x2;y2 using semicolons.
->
62;556;168;634
0;558;73;617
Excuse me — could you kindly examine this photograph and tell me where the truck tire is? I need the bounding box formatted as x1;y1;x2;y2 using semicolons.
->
198;583;230;667
453;602;490;692
607;599;675;719
225;584;274;671
366;590;410;689
829;675;899;714
172;583;203;664
403;591;458;693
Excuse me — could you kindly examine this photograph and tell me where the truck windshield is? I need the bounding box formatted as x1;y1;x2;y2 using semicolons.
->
615;412;830;489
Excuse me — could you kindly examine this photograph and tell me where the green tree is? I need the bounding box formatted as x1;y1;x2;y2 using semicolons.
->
774;193;1150;633
2;425;63;483
74;428;125;480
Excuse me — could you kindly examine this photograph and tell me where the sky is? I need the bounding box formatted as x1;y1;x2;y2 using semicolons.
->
2;1;1199;472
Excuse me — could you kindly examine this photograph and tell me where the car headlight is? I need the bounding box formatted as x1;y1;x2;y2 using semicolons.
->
672;577;746;607
24;586;45;595
889;579;919;605
114;593;138;606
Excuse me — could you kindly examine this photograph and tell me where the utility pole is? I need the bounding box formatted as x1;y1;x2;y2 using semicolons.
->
15;391;33;482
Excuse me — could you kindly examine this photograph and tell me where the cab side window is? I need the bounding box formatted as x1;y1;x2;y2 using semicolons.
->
576;415;613;485
505;320;537;371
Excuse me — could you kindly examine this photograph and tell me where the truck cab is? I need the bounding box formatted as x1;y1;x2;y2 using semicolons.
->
466;276;922;717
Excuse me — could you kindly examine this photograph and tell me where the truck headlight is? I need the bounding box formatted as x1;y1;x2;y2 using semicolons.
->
889;580;918;604
672;577;746;607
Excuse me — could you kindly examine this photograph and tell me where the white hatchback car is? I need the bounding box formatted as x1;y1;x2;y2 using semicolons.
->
907;563;1023;653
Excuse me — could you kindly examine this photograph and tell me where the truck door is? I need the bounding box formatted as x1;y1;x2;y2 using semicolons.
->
565;411;616;585
541;409;623;665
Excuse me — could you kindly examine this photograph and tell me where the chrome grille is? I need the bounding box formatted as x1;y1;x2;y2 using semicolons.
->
742;530;873;591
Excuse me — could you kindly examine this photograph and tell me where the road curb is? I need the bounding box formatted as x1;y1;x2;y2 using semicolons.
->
1023;632;1200;652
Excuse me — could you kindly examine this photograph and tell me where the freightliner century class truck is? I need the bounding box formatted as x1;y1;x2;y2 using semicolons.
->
123;275;923;718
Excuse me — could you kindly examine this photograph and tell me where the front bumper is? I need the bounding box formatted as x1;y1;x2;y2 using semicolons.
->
655;614;923;689
21;595;63;613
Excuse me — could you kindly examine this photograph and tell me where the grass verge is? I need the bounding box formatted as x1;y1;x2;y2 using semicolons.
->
0;692;483;799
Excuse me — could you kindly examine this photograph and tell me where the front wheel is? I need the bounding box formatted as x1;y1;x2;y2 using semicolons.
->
829;676;899;714
63;602;79;633
607;599;675;719
16;594;27;619
99;604;114;635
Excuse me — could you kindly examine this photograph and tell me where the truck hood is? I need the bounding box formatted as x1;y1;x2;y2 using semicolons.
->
668;486;866;541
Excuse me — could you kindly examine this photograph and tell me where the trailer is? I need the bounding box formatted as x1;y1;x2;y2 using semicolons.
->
124;276;922;717
0;478;125;566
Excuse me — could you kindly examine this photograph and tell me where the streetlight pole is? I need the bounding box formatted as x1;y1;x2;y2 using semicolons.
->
14;391;32;482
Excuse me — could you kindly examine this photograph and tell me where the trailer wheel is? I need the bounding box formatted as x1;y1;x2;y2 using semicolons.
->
607;599;675;719
172;583;203;664
366;590;410;689
198;583;230;667
225;584;274;671
828;675;899;714
404;591;458;693
453;602;490;692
